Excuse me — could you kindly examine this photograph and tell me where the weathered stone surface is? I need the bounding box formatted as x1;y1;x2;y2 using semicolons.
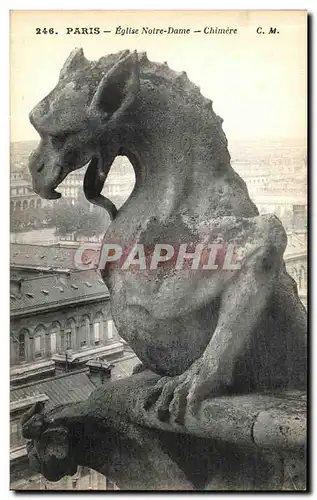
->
22;371;306;490
84;371;306;449
25;48;307;490
28;48;306;421
282;451;307;490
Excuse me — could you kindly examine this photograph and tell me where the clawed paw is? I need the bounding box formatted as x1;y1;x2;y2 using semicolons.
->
143;360;213;424
144;374;187;423
143;359;232;424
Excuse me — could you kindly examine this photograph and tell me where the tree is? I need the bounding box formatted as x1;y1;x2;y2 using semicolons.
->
51;196;110;239
75;206;109;237
10;207;43;231
50;199;79;237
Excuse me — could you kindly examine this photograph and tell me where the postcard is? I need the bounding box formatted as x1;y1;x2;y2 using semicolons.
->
10;10;307;491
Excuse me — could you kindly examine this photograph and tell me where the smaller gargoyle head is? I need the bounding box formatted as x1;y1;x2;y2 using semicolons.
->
28;48;140;200
22;402;78;482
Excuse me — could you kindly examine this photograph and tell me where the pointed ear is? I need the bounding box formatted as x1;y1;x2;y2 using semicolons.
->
59;48;87;80
89;51;140;117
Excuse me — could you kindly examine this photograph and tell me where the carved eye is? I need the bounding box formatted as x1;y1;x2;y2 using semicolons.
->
50;133;69;148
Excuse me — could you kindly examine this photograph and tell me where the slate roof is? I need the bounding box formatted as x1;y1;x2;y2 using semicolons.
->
11;371;96;411
10;269;109;315
110;354;140;381
10;243;82;271
10;352;140;411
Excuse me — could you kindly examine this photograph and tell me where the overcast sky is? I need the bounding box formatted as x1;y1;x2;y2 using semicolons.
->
10;10;306;143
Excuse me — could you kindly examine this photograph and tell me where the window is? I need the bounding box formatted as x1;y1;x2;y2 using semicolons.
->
107;321;113;340
93;313;103;345
50;332;57;354
107;320;116;340
11;421;19;448
65;318;76;350
291;268;298;284
18;332;25;360
93;322;100;345
65;332;71;349
60;331;65;352
34;325;46;359
11;420;25;449
300;266;306;291
34;335;42;358
80;317;90;348
51;322;62;354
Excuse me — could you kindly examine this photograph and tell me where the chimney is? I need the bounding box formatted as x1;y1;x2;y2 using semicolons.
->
10;278;23;298
86;359;114;387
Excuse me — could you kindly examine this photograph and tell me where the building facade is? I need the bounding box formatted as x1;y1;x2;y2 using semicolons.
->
10;170;45;212
10;245;139;490
58;170;83;203
10;352;138;490
10;269;121;380
284;231;307;309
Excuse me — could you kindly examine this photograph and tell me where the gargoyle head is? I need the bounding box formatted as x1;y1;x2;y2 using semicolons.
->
28;48;140;200
22;402;78;482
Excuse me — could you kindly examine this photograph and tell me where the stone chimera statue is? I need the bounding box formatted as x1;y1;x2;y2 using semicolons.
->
24;48;307;490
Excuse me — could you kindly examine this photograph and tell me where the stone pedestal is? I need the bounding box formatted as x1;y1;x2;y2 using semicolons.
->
22;371;306;491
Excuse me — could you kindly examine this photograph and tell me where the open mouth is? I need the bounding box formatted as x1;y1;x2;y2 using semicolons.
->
35;164;66;200
49;164;65;198
45;189;62;200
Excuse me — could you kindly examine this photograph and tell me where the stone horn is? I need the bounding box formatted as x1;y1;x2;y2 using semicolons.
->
59;47;88;80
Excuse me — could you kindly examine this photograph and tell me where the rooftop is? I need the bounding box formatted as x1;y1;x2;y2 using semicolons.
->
10;269;109;315
284;231;307;259
10;243;81;271
10;351;139;411
11;370;96;411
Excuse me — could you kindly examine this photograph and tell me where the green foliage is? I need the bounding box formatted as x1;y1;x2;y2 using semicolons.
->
51;195;109;238
10;192;109;238
10;207;44;231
